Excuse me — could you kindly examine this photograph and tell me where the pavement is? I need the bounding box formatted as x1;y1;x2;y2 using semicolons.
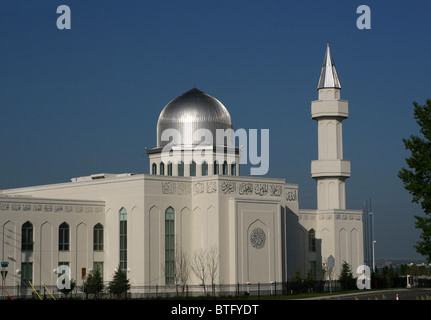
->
298;288;431;300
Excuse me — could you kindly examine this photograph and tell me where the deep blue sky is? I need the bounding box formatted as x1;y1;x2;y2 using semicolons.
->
0;1;430;262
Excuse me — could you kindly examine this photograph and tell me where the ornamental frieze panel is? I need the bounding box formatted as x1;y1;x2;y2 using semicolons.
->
162;181;176;194
254;184;268;196
239;182;253;195
285;189;297;202
269;184;282;196
0;202;103;214
221;181;235;194
206;181;217;194
193;182;204;195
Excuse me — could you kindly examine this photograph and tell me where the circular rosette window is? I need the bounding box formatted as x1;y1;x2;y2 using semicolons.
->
250;227;266;249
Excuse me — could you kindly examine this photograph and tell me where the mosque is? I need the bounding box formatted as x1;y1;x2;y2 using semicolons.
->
0;44;363;295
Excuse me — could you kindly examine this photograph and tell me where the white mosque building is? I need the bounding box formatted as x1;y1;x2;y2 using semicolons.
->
0;44;363;295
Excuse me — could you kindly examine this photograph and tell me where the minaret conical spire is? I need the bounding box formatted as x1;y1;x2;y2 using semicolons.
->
317;42;341;90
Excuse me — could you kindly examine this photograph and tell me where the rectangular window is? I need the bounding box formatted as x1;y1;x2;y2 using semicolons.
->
22;224;33;251
93;262;104;281
57;262;70;288
59;224;70;251
165;207;175;285
202;162;208;176
231;163;236;176
308;230;316;252
178;162;184;177
214;162;219;175
120;209;127;270
309;261;317;279
93;225;104;251
190;162;196;177
21;262;33;287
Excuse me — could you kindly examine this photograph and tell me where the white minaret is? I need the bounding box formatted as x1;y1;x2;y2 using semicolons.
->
311;43;351;210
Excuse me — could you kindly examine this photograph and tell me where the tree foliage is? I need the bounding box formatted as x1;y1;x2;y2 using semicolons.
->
83;267;104;299
108;265;130;299
338;261;356;290
398;99;431;262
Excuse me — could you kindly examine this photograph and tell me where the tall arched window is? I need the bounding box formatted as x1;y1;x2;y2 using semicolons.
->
119;208;127;270
160;162;165;176
93;223;104;251
178;161;184;177
223;161;228;175
165;207;175;284
214;160;219;175
202;161;208;176
21;221;33;251
152;163;157;175
167;162;173;176
231;162;236;176
308;229;316;252
190;161;196;177
59;222;70;251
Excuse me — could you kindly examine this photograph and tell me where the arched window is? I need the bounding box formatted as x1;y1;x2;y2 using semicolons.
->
59;222;70;251
160;162;165;176
223;161;228;175
202;161;208;176
190;161;196;177
119;208;127;270
308;229;316;252
152;163;157;175
167;162;173;176
178;161;184;177
93;223;104;251
231;162;236;176
165;207;175;284
214;160;219;175
21;221;33;251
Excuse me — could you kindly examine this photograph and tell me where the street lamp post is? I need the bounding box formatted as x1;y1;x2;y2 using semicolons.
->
369;209;375;271
372;240;377;272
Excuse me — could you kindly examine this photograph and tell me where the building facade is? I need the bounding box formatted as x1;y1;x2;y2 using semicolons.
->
0;44;363;295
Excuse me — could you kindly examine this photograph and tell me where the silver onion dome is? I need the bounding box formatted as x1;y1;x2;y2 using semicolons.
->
157;88;233;148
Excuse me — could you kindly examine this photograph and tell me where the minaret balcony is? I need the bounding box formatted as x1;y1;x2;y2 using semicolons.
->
311;159;351;178
311;99;349;119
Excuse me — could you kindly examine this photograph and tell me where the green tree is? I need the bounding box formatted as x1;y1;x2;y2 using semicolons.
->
398;99;431;263
289;269;303;294
400;263;410;276
338;261;356;290
59;279;76;299
108;265;130;299
382;265;395;288
83;267;104;299
305;269;315;292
